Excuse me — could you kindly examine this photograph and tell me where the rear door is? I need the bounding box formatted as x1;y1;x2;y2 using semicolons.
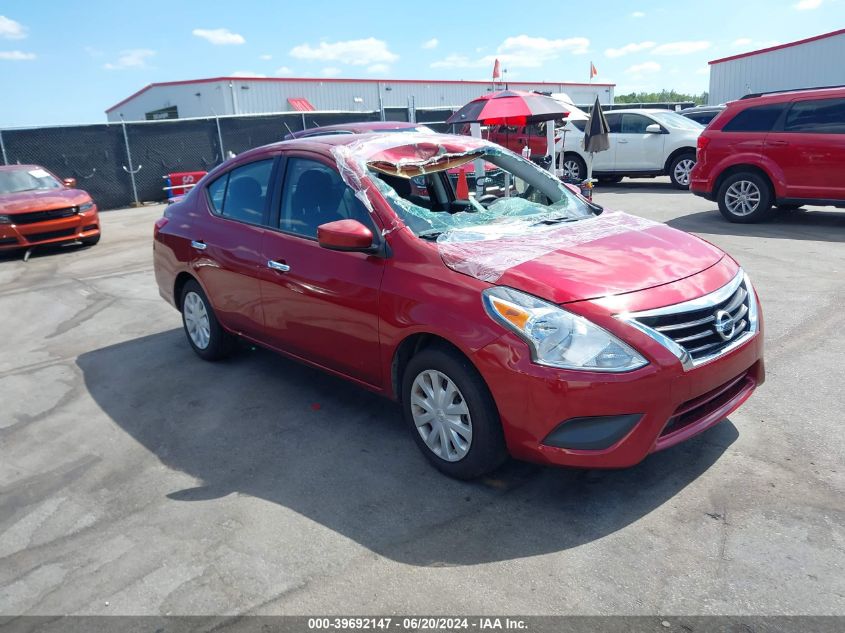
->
258;152;386;386
614;113;665;170
764;96;845;200
192;157;277;337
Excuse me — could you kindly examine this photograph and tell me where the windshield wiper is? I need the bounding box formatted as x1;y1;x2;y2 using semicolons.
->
418;230;444;240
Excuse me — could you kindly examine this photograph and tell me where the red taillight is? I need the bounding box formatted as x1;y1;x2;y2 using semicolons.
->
696;134;711;159
153;216;169;240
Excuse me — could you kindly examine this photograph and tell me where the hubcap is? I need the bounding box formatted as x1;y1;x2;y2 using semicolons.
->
673;158;695;186
725;180;761;216
562;160;581;180
183;291;211;349
410;370;472;462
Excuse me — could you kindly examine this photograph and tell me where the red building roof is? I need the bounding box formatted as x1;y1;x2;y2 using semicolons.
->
709;28;845;65
105;76;616;113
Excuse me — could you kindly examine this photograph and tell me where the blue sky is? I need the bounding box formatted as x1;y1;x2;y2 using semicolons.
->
1;0;843;127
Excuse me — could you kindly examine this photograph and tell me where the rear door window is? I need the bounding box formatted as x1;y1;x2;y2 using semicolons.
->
604;113;622;133
206;159;275;224
784;98;845;134
722;103;786;132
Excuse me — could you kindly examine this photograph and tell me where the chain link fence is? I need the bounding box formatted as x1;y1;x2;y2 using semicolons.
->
0;107;458;210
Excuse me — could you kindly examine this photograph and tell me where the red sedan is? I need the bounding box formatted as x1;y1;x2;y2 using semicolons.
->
0;165;101;251
153;132;764;479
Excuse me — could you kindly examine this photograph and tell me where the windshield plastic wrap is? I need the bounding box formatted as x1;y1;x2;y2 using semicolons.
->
436;211;660;283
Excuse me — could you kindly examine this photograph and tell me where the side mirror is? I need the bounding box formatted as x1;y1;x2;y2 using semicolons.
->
63;177;77;188
645;124;663;134
317;219;374;252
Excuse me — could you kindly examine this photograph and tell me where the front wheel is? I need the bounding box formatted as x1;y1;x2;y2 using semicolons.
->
560;154;587;182
717;172;774;223
402;347;507;479
80;233;100;246
180;280;235;361
669;153;696;189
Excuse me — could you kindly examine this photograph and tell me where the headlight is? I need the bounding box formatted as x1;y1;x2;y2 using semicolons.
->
482;287;648;372
0;215;11;224
78;201;95;212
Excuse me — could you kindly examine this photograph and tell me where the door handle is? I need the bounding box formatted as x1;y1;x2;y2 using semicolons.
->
617;139;629;144
267;260;290;273
191;240;207;251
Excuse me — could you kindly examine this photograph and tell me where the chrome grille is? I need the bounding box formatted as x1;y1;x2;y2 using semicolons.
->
621;271;758;370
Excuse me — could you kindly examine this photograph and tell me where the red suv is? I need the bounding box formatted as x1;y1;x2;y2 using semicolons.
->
690;86;845;222
154;132;764;479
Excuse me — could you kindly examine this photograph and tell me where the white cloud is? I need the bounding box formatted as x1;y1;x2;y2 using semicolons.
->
259;53;272;60
0;15;26;39
230;70;266;78
275;66;293;75
631;11;646;18
291;38;398;66
696;66;710;75
367;63;390;73
732;37;753;47
652;41;711;55
605;41;655;58
422;38;438;49
192;28;245;45
104;49;155;70
430;54;483;69
0;50;35;60
794;0;822;9
321;66;342;77
626;61;661;75
494;35;590;66
431;34;590;70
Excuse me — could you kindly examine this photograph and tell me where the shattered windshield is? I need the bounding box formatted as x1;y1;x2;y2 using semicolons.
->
366;145;594;239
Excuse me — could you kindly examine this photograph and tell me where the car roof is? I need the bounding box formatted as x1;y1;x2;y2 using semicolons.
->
227;131;491;164
680;105;725;113
603;108;683;115
733;85;845;107
286;121;420;139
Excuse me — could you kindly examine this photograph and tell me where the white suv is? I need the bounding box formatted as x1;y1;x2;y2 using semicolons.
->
556;109;704;189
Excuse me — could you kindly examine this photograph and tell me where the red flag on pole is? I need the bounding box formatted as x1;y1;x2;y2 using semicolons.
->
590;62;598;79
492;58;501;80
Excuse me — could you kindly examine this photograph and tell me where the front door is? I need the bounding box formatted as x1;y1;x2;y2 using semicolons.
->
614;113;665;170
259;153;385;386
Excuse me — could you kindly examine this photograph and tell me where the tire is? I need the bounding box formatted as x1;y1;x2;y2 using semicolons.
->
598;176;623;184
180;280;235;361
669;152;696;189
717;172;774;223
401;346;508;480
80;233;100;246
560;154;587;181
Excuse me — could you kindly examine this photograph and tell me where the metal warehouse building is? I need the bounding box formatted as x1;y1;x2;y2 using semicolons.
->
709;29;845;104
105;77;616;122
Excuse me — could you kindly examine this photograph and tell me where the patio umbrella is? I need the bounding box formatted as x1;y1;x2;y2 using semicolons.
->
445;90;574;126
583;95;610;182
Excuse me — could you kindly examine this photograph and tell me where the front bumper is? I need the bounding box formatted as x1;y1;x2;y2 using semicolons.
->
471;303;764;469
0;210;100;250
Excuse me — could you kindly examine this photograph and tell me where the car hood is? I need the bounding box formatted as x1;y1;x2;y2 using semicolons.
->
437;211;724;304
0;188;91;214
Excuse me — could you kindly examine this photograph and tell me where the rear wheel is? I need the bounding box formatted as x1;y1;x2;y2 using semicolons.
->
669;152;696;189
717;172;774;223
180;280;235;361
561;154;587;181
402;346;507;479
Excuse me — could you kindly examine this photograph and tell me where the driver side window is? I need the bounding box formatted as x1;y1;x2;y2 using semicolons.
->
620;114;652;134
279;158;373;239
